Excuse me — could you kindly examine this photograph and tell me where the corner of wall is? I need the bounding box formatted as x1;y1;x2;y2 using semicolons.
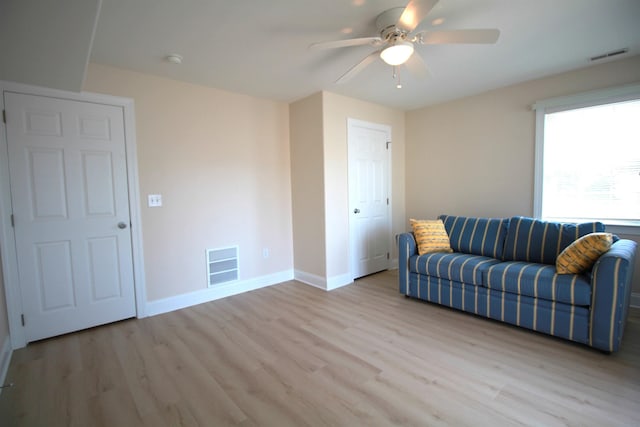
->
0;333;12;394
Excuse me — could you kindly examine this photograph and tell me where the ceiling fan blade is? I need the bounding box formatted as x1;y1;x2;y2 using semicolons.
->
415;29;500;44
397;0;439;33
310;36;382;50
404;53;431;78
335;51;381;84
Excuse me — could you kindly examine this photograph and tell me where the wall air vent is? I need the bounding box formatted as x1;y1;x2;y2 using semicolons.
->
206;246;238;287
590;48;629;62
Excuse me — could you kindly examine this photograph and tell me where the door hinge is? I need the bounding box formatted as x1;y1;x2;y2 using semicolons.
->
21;314;25;326
10;214;15;227
2;110;5;124
387;252;390;260
387;198;389;205
386;141;391;150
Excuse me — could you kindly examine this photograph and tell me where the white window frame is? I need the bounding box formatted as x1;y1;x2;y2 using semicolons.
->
532;82;640;236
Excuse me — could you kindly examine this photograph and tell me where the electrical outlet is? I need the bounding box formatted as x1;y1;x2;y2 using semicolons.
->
148;194;162;207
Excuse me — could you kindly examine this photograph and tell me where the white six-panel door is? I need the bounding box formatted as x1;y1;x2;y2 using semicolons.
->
348;119;391;279
5;91;136;342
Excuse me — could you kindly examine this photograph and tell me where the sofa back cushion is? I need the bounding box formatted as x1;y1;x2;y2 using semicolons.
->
503;216;605;265
439;215;510;259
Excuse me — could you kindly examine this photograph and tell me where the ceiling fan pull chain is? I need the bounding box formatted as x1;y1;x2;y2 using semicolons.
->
391;66;403;89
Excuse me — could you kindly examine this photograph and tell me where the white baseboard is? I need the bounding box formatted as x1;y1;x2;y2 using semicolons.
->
146;269;294;317
294;270;326;289
631;292;640;309
326;273;353;290
294;270;354;291
0;334;12;395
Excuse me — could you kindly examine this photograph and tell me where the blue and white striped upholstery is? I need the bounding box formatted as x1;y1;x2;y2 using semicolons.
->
439;215;509;259
410;252;500;286
407;273;589;344
503;216;605;265
398;225;637;352
589;240;637;352
484;261;591;306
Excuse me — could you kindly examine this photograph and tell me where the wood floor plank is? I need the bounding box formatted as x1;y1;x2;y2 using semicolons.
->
1;270;639;426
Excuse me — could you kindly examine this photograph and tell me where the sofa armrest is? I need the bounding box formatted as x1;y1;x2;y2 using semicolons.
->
589;239;637;352
398;233;417;294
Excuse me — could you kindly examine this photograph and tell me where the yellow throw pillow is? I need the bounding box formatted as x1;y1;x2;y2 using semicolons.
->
410;219;453;255
556;232;613;274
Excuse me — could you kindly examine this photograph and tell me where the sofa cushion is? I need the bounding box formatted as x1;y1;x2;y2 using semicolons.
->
410;252;502;286
410;219;453;255
556;232;613;274
484;261;591;306
439;215;509;259
503;216;605;265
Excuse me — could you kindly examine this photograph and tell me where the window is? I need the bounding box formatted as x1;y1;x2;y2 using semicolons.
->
533;84;640;229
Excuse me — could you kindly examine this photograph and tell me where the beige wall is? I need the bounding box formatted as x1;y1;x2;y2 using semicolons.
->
406;55;640;293
289;91;406;285
322;92;406;275
84;64;293;301
289;93;327;278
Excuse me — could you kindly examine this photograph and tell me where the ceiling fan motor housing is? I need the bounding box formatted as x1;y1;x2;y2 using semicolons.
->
376;7;409;42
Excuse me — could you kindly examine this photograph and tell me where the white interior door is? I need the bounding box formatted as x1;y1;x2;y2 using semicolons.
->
5;91;136;342
348;119;391;279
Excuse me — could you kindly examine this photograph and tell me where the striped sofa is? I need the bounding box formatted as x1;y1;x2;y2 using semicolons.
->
398;215;637;352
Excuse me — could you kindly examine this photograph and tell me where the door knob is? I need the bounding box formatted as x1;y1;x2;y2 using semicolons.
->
354;208;360;214
117;222;128;229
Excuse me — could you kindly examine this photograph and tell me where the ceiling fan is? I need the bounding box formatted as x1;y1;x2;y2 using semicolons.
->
310;0;500;85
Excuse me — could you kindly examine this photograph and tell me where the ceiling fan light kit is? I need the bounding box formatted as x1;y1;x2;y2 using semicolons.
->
310;0;500;86
380;41;414;66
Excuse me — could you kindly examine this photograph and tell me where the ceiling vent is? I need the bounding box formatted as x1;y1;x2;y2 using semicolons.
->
590;48;629;62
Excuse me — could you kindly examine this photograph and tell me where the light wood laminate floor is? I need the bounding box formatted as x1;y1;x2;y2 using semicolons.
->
1;270;639;426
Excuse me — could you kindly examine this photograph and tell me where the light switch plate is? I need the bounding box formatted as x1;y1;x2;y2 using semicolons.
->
148;194;162;207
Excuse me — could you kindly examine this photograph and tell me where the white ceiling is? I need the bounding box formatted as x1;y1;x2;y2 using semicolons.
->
22;0;640;111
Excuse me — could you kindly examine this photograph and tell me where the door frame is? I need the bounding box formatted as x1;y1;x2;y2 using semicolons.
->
347;118;392;280
0;80;147;349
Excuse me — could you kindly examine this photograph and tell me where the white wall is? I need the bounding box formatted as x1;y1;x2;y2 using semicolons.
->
84;63;293;302
406;55;640;293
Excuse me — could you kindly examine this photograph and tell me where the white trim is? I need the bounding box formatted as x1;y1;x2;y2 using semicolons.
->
532;106;545;218
532;82;640;223
631;292;640;309
120;93;147;319
0;80;146;348
0;334;12;395
146;269;294;317
294;270;327;289
326;273;353;291
294;270;354;291
347;118;393;281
